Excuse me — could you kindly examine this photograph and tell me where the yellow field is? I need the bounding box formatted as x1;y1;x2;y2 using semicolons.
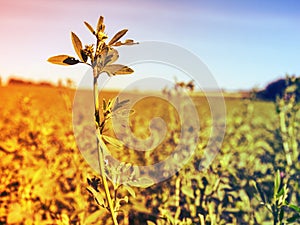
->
0;84;299;225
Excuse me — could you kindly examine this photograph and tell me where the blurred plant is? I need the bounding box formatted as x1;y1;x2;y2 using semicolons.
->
253;170;300;225
275;76;299;170
48;16;138;225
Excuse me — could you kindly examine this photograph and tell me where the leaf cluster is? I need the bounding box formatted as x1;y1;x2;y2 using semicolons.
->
48;16;137;78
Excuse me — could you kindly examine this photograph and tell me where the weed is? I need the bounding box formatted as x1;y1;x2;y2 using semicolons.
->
48;16;138;225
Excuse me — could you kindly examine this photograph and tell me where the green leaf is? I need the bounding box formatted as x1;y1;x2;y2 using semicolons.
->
288;204;300;213
286;84;297;93
181;185;195;199
252;180;266;203
47;55;79;66
287;214;300;223
123;184;136;198
276;187;285;198
108;29;128;46
147;221;156;225
84;21;95;35
279;209;284;222
71;32;85;62
103;64;134;76
274;170;281;195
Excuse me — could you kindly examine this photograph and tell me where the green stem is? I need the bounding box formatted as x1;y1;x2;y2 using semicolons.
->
93;74;118;225
279;110;292;167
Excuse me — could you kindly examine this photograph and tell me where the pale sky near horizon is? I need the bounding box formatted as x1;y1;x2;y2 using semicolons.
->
0;0;299;90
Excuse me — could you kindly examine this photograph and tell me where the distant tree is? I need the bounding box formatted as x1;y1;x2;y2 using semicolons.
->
8;78;28;85
38;81;53;87
256;76;299;101
57;79;63;87
66;78;74;89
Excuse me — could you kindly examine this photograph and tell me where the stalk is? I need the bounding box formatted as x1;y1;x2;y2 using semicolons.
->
93;71;118;225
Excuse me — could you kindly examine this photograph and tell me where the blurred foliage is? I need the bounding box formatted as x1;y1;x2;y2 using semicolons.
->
0;79;299;224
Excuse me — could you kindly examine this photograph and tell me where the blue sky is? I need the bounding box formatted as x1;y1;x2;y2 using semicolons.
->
0;0;299;90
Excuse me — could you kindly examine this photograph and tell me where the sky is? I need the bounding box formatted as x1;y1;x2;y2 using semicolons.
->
0;0;300;90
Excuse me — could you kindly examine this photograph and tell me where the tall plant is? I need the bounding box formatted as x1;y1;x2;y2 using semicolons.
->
48;16;137;225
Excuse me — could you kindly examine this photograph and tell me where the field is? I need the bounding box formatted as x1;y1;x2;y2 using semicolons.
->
0;84;299;225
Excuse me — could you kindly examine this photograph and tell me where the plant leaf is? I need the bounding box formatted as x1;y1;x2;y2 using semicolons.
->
47;55;80;66
274;169;281;195
96;48;119;72
113;39;138;46
97;16;104;32
128;177;154;188
102;99;107;111
84;21;95;35
71;32;84;62
63;57;81;65
288;204;300;213
252;180;266;203
287;214;300;223
102;135;124;148
182;185;195;199
103;64;134;76
123;184;136;198
104;48;119;66
81;49;88;62
113;99;130;111
86;187;105;207
108;29;128;46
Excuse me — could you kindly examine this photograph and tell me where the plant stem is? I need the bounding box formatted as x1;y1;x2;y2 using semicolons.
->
279;109;292;167
93;73;118;225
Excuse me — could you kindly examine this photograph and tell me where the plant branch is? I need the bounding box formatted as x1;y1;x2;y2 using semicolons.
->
93;72;118;225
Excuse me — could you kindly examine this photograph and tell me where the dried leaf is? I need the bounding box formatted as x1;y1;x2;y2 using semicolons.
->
102;135;124;148
103;48;119;66
63;57;81;65
108;29;128;46
103;64;134;76
47;55;79;66
84;21;95;35
71;32;84;62
80;49;88;62
97;16;104;32
113;99;130;111
96;48;119;73
113;109;135;118
102;99;107;111
113;39;138;47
